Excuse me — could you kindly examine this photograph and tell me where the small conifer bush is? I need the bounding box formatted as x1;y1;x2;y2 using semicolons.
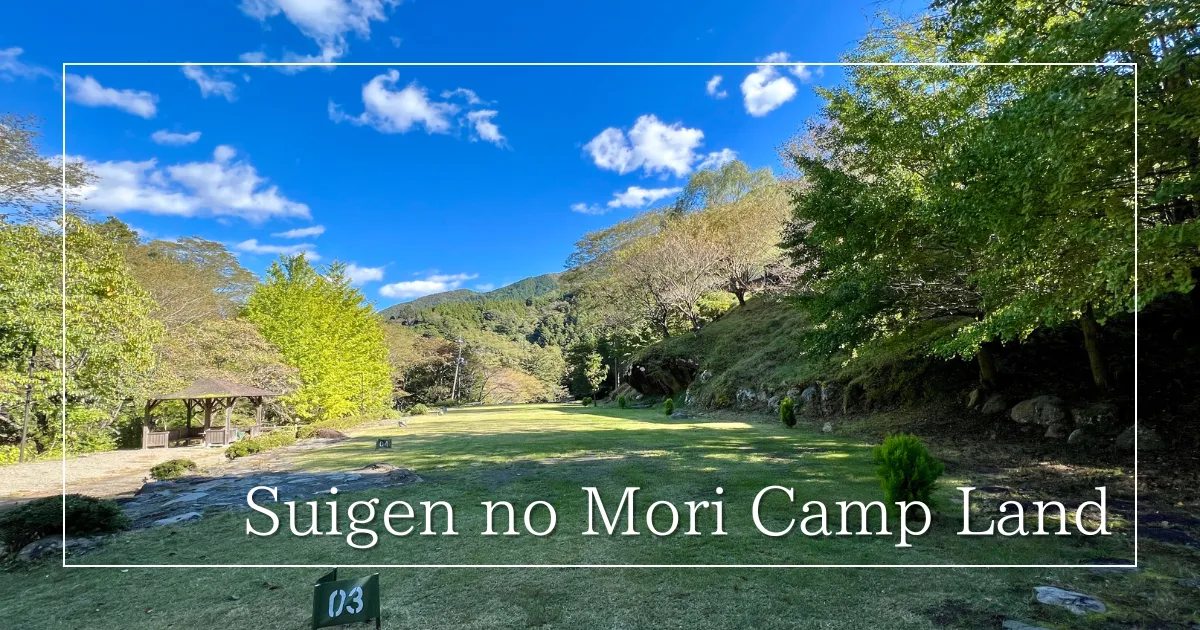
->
581;397;593;407
617;395;627;409
872;434;943;507
664;398;675;415
780;397;796;427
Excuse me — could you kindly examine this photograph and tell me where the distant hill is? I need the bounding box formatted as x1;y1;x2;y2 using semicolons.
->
379;273;561;321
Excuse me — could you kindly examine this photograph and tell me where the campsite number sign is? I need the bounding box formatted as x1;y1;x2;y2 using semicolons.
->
376;438;392;449
313;569;381;629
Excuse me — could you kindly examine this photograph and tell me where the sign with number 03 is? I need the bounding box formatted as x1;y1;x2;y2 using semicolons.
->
312;569;381;629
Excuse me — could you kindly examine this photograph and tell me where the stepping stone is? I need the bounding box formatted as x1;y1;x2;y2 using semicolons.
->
1033;586;1106;615
284;476;316;484
153;512;202;527
343;474;362;481
1003;621;1049;630
164;492;210;506
192;480;229;491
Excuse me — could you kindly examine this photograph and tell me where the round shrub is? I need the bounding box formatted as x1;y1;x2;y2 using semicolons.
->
780;397;796;428
617;395;627;409
581;397;593;407
0;494;130;553
150;458;197;481
225;430;296;460
409;403;430;416
664;398;675;416
872;434;944;507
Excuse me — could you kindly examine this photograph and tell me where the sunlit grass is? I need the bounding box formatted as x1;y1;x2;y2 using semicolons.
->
0;403;1180;630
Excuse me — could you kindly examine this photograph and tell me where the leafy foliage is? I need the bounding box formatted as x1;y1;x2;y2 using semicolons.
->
150;458;198;481
0;494;130;553
581;397;593;407
663;398;674;415
408;403;430;415
247;256;392;421
225;429;297;460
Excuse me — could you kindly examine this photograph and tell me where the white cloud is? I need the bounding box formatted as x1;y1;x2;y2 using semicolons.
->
330;69;459;134
182;65;237;101
272;224;325;238
607;186;682;209
235;238;320;260
239;51;269;64
569;202;605;215
76;145;311;222
345;263;385;285
466;110;506;147
696;148;738;171
583;115;706;177
65;74;158;118
474;283;495;291
741;52;799;117
389;36;403;48
380;272;478;300
441;87;483;105
151;130;202;146
0;47;51;81
239;0;400;65
705;75;727;99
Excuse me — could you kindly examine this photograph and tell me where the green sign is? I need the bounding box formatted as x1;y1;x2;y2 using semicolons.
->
376;438;392;449
312;569;381;629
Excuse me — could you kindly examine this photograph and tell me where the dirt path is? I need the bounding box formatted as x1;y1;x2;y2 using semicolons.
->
0;447;230;507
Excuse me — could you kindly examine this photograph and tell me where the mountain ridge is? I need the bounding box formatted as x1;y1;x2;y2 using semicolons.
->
379;272;562;321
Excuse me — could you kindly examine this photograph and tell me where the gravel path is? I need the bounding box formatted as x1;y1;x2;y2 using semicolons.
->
0;446;229;507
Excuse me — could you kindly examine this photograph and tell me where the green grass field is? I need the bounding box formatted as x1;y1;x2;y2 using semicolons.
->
1;404;1194;629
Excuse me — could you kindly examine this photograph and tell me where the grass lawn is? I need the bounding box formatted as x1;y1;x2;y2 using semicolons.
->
1;403;1195;629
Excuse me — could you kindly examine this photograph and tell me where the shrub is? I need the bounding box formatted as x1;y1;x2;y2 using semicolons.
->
664;398;675;415
872;434;944;507
713;393;730;408
0;494;130;553
780;397;796;427
150;458;197;481
617;395;627;409
408;403;430;416
225;430;296;460
314;428;347;439
296;415;377;439
581;397;593;407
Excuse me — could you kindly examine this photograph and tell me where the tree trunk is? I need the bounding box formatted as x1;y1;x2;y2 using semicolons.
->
18;344;35;463
977;340;1000;394
1080;303;1113;391
734;287;746;306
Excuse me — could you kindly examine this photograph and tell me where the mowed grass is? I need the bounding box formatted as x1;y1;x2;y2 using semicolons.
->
1;403;1193;629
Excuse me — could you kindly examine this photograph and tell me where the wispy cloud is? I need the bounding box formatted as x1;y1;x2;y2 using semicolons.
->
345;263;385;285
466;110;506;147
235;238;320;260
0;47;52;81
607;186;682;209
182;65;237;101
379;272;478;300
239;0;401;67
705;75;727;99
272;225;326;239
65;74;158;118
151;130;202;146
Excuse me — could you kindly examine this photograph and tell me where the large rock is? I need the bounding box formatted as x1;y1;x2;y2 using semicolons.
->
980;394;1007;416
1071;402;1120;428
627;355;698;397
16;536;102;562
798;386;820;415
820;382;841;416
1011;396;1068;426
1114;425;1164;451
1033;586;1105;615
1003;622;1049;630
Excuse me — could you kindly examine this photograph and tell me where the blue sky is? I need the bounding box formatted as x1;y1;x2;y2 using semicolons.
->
2;0;912;307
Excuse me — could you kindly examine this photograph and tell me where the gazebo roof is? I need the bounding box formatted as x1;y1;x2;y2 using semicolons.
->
148;378;279;401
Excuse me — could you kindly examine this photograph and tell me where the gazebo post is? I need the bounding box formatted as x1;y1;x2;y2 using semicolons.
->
185;400;194;443
202;399;213;429
254;397;264;426
142;400;152;450
224;396;235;428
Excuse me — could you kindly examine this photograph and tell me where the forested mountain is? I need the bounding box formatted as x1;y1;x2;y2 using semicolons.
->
379;273;561;322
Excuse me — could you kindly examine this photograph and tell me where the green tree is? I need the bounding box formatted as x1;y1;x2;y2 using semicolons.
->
246;255;391;421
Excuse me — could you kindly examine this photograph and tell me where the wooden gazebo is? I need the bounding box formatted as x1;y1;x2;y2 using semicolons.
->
143;378;281;448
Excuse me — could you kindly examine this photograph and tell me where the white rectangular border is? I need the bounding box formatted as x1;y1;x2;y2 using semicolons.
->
60;61;1139;569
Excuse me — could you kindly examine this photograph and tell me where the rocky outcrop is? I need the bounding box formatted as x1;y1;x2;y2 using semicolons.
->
1114;425;1164;451
1010;395;1068;426
627;355;699;397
